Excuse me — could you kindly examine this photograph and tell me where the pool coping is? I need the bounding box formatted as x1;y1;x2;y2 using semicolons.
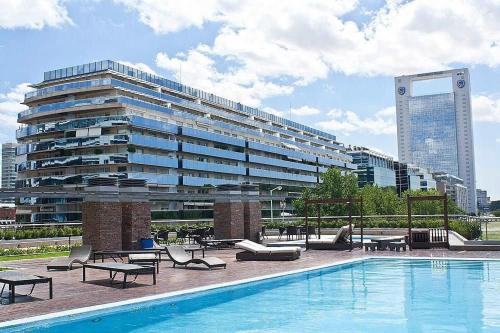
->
1;255;499;329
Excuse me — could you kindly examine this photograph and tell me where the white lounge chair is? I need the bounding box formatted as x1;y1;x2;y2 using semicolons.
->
307;224;359;250
235;240;301;261
47;245;92;270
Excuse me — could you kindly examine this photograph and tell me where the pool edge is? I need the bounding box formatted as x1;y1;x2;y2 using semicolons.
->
1;255;499;329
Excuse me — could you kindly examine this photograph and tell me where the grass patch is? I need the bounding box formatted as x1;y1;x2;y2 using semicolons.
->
482;232;500;240
0;251;69;262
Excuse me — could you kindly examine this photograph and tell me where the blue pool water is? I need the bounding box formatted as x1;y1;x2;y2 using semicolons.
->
3;258;500;332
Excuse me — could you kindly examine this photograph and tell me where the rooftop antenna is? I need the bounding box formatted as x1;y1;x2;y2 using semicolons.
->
179;63;182;85
289;101;292;120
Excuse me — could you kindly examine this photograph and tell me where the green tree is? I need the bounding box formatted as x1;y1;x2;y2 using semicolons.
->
359;185;401;215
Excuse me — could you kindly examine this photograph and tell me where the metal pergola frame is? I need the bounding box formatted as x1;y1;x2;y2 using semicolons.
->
304;197;364;250
407;193;449;250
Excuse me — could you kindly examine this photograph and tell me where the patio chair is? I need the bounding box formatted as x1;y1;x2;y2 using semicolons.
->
176;229;187;244
286;226;298;240
47;245;92;270
165;245;226;270
278;227;286;240
307;224;360;250
235;240;301;261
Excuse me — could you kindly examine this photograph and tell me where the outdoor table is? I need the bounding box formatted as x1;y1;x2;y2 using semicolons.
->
184;246;205;258
93;250;162;263
370;236;405;251
0;271;52;304
83;263;156;289
128;253;161;273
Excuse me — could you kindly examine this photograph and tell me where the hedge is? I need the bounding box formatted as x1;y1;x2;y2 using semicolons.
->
0;244;78;257
0;227;82;241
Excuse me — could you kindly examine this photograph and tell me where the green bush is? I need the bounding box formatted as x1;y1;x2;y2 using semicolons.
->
0;226;83;240
449;220;481;240
0;244;80;257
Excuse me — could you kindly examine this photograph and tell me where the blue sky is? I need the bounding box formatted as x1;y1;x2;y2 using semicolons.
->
0;0;499;200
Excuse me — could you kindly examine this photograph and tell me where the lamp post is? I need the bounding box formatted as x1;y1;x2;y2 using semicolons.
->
270;186;282;224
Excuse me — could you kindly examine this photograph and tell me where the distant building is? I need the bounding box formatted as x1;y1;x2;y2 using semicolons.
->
346;146;396;188
476;189;490;213
1;143;18;203
16;60;356;224
433;172;468;212
395;162;435;196
395;69;477;213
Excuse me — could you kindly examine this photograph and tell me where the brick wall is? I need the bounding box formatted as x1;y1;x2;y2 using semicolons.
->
243;200;262;242
213;201;245;239
82;201;122;251
121;201;151;250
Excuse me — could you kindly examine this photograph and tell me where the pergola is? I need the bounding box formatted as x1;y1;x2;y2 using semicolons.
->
407;193;449;250
304;197;364;250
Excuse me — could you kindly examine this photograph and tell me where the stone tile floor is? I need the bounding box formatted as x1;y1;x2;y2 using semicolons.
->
1;248;500;323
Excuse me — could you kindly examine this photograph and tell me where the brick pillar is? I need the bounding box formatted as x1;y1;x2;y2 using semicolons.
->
242;184;262;242
82;199;122;251
121;201;151;250
213;185;244;239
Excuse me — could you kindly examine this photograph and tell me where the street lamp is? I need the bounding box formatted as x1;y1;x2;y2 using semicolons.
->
270;186;282;224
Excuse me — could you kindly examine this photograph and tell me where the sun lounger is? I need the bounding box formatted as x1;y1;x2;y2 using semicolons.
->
128;253;161;273
235;240;301;261
165;246;226;270
47;245;92;270
307;224;360;250
82;262;156;288
0;271;52;304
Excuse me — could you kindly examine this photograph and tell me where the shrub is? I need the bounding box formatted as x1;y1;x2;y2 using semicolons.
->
449;220;481;240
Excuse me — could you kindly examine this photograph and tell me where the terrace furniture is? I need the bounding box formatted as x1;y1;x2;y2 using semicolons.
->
235;240;301;261
194;237;244;249
165;246;226;270
389;241;407;252
411;229;431;249
278;227;286;240
0;271;52;304
183;246;205;259
261;226;268;239
307;225;361;250
128;253;160;273
286;226;298;240
47;245;92;271
364;241;378;251
82;263;156;288
176;229;188;244
370;236;405;251
92;250;162;263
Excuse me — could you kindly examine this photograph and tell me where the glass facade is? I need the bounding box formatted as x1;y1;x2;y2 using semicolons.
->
16;60;356;223
408;93;459;177
348;149;396;188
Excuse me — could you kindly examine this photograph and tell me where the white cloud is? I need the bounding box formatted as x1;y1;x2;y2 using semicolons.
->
0;83;32;143
117;60;158;75
156;49;293;107
118;0;500;105
115;0;220;34
317;106;396;136
496;138;500;143
291;106;321;117
0;0;72;29
472;95;500;123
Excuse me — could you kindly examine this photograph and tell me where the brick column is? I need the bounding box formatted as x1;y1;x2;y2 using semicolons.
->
242;184;262;242
82;198;122;252
121;201;151;250
213;185;244;239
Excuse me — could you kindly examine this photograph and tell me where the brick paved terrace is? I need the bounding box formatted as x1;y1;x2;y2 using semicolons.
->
1;248;500;323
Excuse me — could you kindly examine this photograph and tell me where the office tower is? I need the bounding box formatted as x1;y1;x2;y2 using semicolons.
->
476;189;490;213
346;146;396;188
434;172;468;212
16;60;356;223
395;69;477;213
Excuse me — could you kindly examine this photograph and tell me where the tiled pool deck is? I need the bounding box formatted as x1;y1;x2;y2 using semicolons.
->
1;248;500;323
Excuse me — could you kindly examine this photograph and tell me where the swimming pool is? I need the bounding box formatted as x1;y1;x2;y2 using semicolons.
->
2;258;500;332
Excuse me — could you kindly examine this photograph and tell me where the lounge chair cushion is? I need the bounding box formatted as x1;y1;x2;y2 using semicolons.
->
235;240;301;254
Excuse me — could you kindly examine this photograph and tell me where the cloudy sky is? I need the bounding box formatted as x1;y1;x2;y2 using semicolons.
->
0;0;499;199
